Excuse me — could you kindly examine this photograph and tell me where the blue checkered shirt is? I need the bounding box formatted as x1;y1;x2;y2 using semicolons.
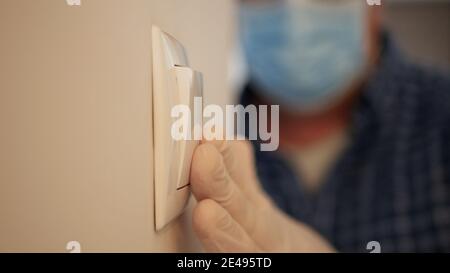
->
241;36;450;253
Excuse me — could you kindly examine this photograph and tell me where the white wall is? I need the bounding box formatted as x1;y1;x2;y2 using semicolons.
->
0;0;233;252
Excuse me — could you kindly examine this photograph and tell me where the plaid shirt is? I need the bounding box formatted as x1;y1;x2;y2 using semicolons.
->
241;36;450;253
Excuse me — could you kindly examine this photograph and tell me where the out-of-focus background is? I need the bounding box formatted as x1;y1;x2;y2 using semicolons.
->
382;0;449;70
229;0;450;97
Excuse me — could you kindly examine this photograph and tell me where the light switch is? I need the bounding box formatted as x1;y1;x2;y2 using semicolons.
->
152;26;203;231
172;67;203;190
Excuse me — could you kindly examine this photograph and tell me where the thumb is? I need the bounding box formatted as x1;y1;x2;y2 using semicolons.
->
190;143;258;233
190;142;287;251
200;140;272;208
193;199;260;252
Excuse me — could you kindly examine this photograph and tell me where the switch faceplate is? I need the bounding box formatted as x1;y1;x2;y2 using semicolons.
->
152;26;203;231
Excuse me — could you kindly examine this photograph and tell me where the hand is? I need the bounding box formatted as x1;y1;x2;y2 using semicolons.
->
190;140;336;253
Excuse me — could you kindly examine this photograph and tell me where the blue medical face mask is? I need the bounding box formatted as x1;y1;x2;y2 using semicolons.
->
239;1;367;112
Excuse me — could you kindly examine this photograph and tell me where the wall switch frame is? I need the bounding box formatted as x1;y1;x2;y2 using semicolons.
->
152;25;203;231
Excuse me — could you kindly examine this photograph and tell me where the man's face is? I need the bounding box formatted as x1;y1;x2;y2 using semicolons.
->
239;0;381;66
237;0;381;112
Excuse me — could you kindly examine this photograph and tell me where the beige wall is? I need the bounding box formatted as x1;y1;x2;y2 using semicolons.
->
0;0;233;252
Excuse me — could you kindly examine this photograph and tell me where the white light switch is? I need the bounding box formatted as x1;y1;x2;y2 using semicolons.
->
152;26;203;231
172;67;203;190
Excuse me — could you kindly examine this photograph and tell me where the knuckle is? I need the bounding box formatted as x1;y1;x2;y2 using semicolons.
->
193;199;218;235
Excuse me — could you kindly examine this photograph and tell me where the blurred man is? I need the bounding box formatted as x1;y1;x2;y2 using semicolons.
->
190;0;450;252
